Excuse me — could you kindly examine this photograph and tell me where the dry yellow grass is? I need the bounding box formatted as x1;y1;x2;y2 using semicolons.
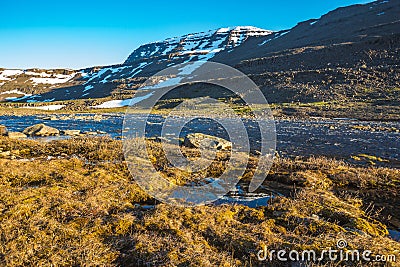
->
0;137;398;266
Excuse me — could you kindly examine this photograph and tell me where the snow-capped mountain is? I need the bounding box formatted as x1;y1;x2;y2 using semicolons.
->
1;26;274;103
78;26;274;85
125;26;272;64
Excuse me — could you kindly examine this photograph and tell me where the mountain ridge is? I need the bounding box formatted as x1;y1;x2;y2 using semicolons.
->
124;26;273;65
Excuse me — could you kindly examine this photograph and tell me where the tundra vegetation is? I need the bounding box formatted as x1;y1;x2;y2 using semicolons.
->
0;136;398;266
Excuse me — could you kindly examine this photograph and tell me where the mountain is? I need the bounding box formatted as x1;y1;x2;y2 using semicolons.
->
0;0;399;111
124;26;273;65
0;26;273;104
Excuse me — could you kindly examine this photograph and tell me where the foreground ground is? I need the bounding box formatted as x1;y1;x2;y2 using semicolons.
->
0;137;399;266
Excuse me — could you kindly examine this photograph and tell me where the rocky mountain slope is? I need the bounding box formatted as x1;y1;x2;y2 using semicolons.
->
215;0;400;67
1;0;399;112
0;69;80;102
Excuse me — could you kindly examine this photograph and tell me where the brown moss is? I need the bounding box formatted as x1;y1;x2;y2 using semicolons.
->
0;137;398;266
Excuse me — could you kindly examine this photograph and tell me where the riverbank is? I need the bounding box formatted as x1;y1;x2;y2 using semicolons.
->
1;99;400;121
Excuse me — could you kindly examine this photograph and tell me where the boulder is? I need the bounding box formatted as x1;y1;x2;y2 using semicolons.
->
0;151;11;158
183;133;232;151
7;132;27;139
23;124;59;137
0;125;8;136
42;116;58;121
93;115;103;121
59;115;71;120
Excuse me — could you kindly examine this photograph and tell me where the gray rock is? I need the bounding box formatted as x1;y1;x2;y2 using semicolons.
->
23;124;59;137
93;115;103;121
183;133;232;151
7;132;27;139
59;116;71;120
0;151;11;158
43;116;58;121
0;125;7;136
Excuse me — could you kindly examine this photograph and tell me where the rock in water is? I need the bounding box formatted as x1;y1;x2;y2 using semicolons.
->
183;133;232;151
7;132;27;139
0;125;8;136
23;124;59;137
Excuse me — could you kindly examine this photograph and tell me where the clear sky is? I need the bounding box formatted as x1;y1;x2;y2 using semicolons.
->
0;0;373;70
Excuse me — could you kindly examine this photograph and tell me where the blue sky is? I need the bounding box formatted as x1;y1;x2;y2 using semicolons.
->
1;0;372;69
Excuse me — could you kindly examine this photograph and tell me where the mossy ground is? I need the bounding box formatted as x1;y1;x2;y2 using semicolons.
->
0;137;398;266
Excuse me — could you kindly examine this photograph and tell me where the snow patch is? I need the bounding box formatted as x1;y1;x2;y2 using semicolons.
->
0;89;30;96
85;68;111;84
92;92;154;108
83;66;128;84
83;85;94;92
4;90;33;101
258;38;273;46
276;31;290;38
111;66;129;73
259;30;290;46
129;62;148;76
0;70;24;80
22;104;65;111
162;45;175;55
31;73;76;84
100;74;112;83
225;26;273;48
141;77;183;90
80;71;90;78
216;27;230;33
24;71;52;77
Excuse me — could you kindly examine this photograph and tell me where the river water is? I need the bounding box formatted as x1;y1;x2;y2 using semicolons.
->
0;114;399;168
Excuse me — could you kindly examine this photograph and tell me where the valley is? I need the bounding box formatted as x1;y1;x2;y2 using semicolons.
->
0;0;399;266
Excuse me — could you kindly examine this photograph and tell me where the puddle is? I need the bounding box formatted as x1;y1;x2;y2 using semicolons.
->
389;229;400;242
213;194;272;208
